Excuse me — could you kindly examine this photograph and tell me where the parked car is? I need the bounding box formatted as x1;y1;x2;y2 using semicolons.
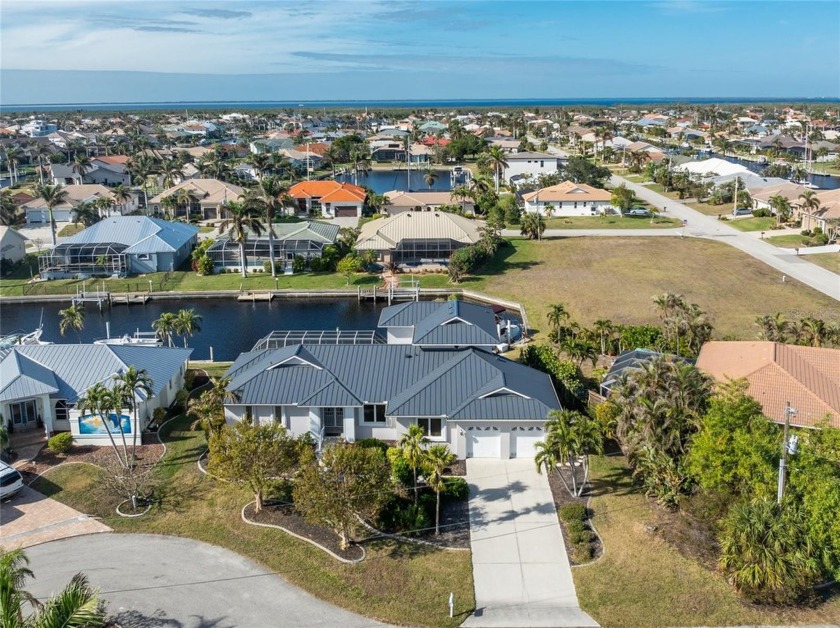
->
0;461;23;500
625;208;652;217
732;207;753;216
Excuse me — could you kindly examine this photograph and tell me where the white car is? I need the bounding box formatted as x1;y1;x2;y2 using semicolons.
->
0;461;24;500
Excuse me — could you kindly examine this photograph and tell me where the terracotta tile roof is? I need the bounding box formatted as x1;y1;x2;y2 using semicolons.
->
288;181;366;203
521;181;611;203
696;341;840;429
293;142;330;156
94;155;129;165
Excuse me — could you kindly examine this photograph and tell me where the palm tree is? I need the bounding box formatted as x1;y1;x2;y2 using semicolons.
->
519;212;545;240
58;304;85;342
247;152;271;180
350;146;371;186
160;195;178;220
35;183;69;246
397;424;428;503
127;153;157;208
592;319;614;356
187;377;236;438
1;548;105;628
423;444;456;535
71;200;100;227
485;146;509;193
3;145;22;185
175;187;198;220
768;194;792;226
151;311;178;347
799;316;827;348
219;200;264;278
176;308;203;347
535;409;603;497
423;167;439;190
113;366;153;459
755;312;788;342
0;190;18;226
33;143;51;184
111;184;131;214
546;303;571;338
243;176;289;277
451;185;473;214
78;382;127;468
71;153;93;184
625;149;651;173
797;189;820;222
159;158;183;189
560;337;598;368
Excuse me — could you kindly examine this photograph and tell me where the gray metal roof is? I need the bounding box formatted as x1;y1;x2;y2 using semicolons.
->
225;344;560;421
377;301;441;328
0;345;192;403
378;300;500;347
61;217;198;255
0;352;60;402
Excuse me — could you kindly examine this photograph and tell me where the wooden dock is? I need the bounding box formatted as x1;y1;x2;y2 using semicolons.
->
111;293;150;305
358;282;420;305
71;290;111;309
237;291;274;302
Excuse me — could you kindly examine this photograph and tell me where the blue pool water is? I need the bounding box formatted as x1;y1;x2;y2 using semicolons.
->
79;412;132;435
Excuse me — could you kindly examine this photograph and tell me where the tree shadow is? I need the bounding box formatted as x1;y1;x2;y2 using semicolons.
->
107;609;234;628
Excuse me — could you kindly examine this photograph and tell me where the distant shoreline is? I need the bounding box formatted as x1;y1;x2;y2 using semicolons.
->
2;97;839;113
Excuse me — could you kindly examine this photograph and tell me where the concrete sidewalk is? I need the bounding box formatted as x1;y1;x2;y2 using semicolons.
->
463;459;598;628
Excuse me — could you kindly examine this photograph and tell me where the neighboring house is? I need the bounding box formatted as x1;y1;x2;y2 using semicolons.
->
696;341;839;429
20;119;57;137
250;138;297;154
148;179;245;220
38;216;198;278
0;344;191;445
673;157;750;178
0;227;27;264
49;157;132;187
383;190;475;215
355;211;482;264
487;137;520;152
205;221;340;273
371;142;406;162
408;143;433;164
599;349;688;397
522;181;614;217
288;181;366;218
21;184;137;224
749;183;808;213
222;317;560;459
503;151;562;183
797;188;840;232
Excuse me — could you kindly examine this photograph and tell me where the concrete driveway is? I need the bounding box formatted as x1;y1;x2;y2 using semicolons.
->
463;459;598;628
24;533;381;628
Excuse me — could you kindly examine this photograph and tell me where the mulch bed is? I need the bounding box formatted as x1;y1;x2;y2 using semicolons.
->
445;460;466;477
423;497;470;549
546;465;603;565
245;501;365;562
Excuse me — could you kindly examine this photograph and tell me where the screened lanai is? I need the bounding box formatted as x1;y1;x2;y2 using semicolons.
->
39;242;128;278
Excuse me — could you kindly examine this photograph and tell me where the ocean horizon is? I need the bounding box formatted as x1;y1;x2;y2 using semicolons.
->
2;96;838;113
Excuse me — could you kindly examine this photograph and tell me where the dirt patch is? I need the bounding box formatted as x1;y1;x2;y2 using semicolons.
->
546;465;603;565
650;492;726;571
245;501;364;562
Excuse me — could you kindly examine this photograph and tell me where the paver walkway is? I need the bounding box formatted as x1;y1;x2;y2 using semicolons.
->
0;485;111;549
463;459;598;628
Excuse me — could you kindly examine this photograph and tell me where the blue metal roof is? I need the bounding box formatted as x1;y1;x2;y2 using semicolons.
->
61;217;198;255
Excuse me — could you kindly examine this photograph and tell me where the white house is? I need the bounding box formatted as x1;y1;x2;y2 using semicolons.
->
522;181;614;217
503;151;563;183
0;227;27;264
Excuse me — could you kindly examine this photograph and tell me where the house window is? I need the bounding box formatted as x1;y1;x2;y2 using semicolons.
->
274;406;283;423
323;407;344;435
137;254;150;261
363;404;386;424
54;400;68;422
417;418;442;438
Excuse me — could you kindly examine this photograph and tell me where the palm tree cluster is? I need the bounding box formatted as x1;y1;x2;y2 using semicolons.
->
611;356;712;507
755;312;839;348
151;308;203;347
651;292;713;357
187;376;237;439
535;409;603;497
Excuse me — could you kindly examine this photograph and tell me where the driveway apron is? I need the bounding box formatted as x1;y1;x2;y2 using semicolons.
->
463;459;598;628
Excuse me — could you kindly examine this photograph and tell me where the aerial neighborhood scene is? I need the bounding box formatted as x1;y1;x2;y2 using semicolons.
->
1;1;840;627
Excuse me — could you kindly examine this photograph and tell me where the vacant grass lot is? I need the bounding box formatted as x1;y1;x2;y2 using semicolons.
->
471;238;838;338
544;215;681;230
806;252;840;274
33;415;475;627
574;455;840;627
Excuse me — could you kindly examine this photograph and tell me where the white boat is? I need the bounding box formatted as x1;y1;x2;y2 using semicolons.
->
0;325;51;352
94;327;162;347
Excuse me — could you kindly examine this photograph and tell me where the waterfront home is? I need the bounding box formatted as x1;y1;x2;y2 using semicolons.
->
673;157;750;178
522;181;613;217
287;181;366;218
796;188;840;232
383;190;475;215
38;216;198;279
502;151;563;183
49;156;132;187
148;179;245;220
205;221;340;273
0;227;27;265
21;184;137;224
697;342;839;429
749;182;807;214
223;340;558;459
0;345;191;445
355;211;482;265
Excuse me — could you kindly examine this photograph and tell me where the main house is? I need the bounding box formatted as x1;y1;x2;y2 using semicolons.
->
223;301;559;459
38;216;198;278
0;345;191;446
522;181;614;217
287;181;367;218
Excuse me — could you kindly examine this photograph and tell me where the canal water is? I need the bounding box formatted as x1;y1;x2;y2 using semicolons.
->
336;168;452;193
701;151;839;190
0;298;386;361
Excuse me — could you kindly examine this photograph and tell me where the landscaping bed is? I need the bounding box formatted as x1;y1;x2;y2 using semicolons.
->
546;465;603;565
244;500;364;562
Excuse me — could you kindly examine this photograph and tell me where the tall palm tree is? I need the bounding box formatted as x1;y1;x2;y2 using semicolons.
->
175;187;199;220
0;547;36;627
546;303;571;338
35;183;69;246
3;145;23;185
176;308;203;347
243;176;289;277
486;146;509;193
797;189;820;221
451;185;473;214
247;152;271;180
127;153;158;208
78;382;127;468
33;143;52;184
423;444;456;535
535;409;603;497
625;149;651;173
161;195;178;220
111;184;131;215
71;153;93;184
219;200;264;278
151;311;178;347
768;194;792;226
397;424;428;503
113;366;153;459
423;167;439;190
592;319;614;356
350;146;371;186
159;158;183;189
58;304;85;342
71;200;100;227
0;190;18;226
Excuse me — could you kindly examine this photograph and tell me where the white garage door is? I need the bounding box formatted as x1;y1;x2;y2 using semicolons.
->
466;425;501;458
511;425;544;459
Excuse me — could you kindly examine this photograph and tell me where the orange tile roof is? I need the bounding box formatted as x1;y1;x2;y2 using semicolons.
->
94;155;129;164
293;142;330;156
288;181;366;203
696;341;840;429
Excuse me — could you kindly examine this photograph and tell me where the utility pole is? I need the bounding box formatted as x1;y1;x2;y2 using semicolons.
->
777;402;797;504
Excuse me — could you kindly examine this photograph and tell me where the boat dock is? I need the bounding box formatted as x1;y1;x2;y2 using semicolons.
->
358;279;420;305
237;291;275;302
111;293;151;305
71;289;111;309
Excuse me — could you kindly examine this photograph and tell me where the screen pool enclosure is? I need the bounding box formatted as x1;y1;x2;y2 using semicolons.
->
39;242;128;278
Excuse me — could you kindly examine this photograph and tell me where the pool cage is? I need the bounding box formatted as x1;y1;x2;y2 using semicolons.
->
205;237;327;271
391;238;462;264
39;242;128;278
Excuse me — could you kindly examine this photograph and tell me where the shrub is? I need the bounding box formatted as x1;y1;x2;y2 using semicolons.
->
752;208;772;218
263;260;281;274
292;255;306;274
309;257;327;272
152;407;167;426
565;518;586;535
378;498;431;536
443;477;469;501
558;503;587;523
356;438;389;455
173;388;189;413
801;229;812;236
386;447;414;486
184;370;196;390
570;529;595;545
47;432;73;454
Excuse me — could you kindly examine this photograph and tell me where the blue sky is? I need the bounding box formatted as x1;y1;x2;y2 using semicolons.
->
1;0;838;104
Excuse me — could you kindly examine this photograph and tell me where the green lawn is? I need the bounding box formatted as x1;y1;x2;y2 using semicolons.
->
544;215;681;230
32;415;475;627
573;456;840;627
805;252;840;274
726;216;777;232
57;224;85;237
765;234;812;248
